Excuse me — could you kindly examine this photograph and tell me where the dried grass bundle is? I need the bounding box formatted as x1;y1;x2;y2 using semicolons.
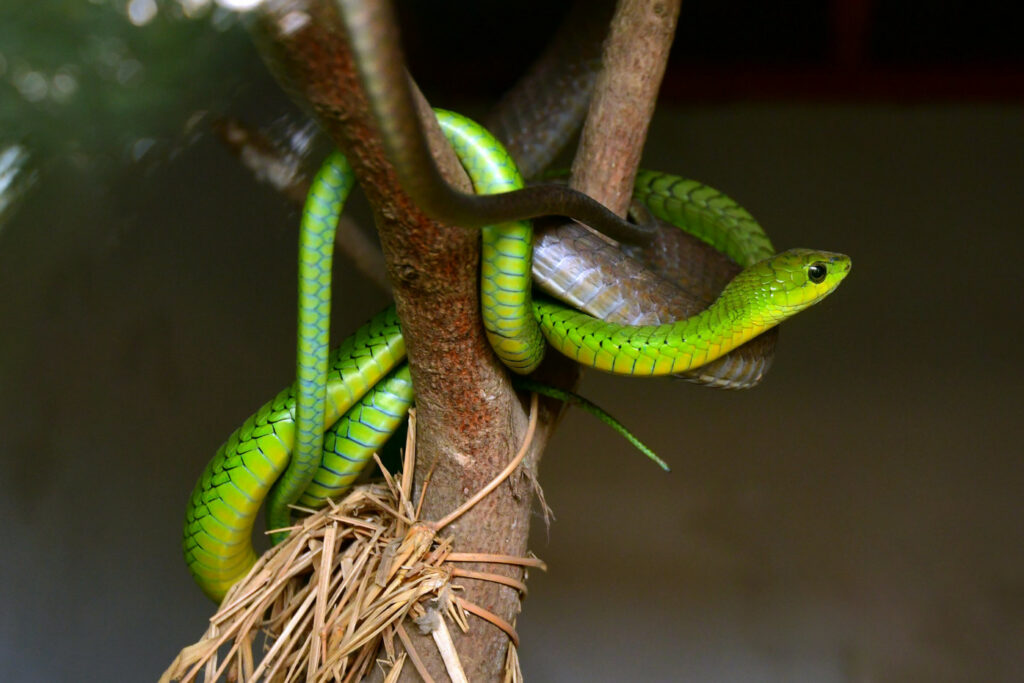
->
163;400;544;683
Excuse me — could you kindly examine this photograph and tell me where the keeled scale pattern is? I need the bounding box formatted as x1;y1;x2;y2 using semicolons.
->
182;307;404;601
535;249;849;377
298;364;414;507
266;151;356;537
633;169;775;267
435;109;545;374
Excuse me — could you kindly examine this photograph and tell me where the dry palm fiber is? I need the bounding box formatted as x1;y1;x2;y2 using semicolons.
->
164;399;545;682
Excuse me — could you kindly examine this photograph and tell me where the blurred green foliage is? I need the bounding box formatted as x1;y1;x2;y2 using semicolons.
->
0;0;259;171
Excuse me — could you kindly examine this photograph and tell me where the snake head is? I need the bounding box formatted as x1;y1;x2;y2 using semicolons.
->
766;248;851;317
728;248;851;324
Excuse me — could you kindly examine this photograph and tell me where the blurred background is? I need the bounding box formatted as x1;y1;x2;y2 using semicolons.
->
1;1;1022;680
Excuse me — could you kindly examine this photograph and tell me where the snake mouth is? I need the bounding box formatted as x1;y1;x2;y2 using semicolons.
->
827;252;852;272
833;257;852;275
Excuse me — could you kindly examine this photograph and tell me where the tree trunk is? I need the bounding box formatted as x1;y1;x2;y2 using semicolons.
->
248;0;679;678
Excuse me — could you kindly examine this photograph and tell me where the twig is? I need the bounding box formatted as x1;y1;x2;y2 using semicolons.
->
213;116;392;292
449;568;529;596
444;553;547;571
400;408;416;518
454;597;520;649
395;623;435;683
309;523;338;678
422;608;469;683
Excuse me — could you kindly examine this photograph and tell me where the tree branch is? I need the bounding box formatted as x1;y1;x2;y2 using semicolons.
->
213;116;392;292
572;0;681;213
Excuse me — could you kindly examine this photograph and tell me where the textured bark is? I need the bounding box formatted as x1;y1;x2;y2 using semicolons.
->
245;0;677;679
572;0;681;214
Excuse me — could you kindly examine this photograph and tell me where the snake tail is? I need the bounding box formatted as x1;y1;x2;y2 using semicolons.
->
514;377;669;472
335;0;653;245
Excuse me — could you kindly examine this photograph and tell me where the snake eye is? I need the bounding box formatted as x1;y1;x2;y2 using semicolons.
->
807;262;828;283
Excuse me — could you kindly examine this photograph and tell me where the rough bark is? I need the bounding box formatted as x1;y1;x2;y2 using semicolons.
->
572;0;681;213
245;0;678;678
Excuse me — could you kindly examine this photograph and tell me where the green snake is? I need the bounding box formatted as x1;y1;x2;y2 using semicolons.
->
182;108;849;601
334;0;781;388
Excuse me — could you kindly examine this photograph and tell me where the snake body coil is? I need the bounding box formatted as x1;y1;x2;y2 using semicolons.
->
183;111;849;601
183;307;406;600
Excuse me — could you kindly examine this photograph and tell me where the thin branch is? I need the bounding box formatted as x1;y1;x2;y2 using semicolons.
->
213;115;392;291
572;0;682;214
